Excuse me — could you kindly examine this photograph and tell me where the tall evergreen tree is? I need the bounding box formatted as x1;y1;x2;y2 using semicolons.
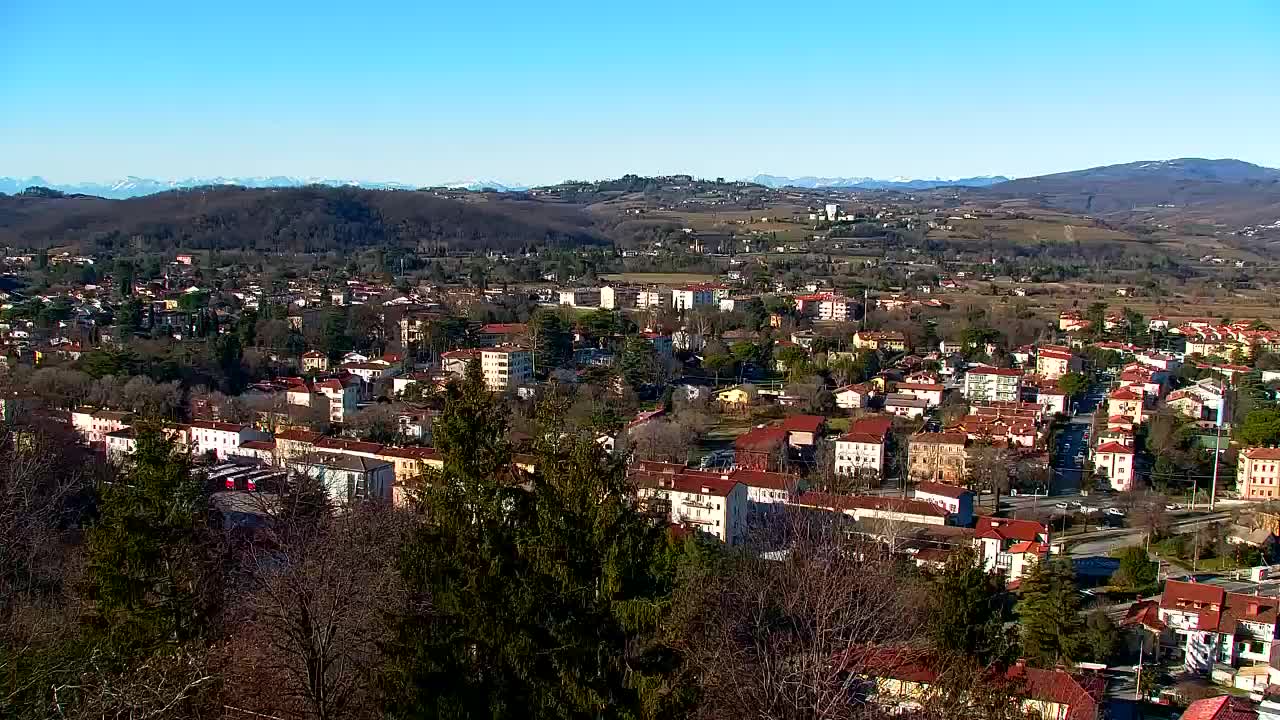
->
86;424;210;653
382;363;685;719
1015;557;1084;667
928;547;1016;664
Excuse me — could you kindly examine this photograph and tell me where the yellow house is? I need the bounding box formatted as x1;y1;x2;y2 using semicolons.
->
715;385;757;411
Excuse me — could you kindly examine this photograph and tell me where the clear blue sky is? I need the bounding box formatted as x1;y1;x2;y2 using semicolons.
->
3;0;1277;186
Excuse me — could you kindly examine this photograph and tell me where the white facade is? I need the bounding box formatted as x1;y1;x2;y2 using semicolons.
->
558;288;601;308
672;287;714;311
833;435;885;477
1092;443;1136;491
637;288;672;309
481;347;533;391
636;477;747;545
71;409;132;447
189;421;263;460
963;368;1022;402
600;286;638;310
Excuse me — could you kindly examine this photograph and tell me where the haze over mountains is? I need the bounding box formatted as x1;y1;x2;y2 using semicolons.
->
0;176;529;199
749;174;1010;190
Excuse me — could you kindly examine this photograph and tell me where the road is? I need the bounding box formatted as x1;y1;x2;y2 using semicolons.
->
1066;510;1236;557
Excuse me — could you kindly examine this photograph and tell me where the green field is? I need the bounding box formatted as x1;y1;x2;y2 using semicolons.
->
601;272;718;285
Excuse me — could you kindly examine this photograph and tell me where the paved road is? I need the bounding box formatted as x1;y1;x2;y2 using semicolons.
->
1066;511;1236;557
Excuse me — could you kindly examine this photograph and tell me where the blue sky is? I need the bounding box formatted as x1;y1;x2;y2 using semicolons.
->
2;1;1277;186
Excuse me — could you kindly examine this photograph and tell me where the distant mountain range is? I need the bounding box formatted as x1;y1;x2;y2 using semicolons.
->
749;174;1010;190
0;175;433;199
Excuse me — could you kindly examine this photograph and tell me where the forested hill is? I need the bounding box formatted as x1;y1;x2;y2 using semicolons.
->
0;185;606;254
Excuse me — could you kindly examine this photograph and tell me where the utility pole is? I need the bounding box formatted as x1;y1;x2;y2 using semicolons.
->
1210;390;1227;511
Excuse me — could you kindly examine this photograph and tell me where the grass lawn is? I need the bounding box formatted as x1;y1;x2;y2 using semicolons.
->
826;417;851;432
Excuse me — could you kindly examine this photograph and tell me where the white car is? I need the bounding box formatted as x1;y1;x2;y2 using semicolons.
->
1166;504;1182;511
1105;508;1125;517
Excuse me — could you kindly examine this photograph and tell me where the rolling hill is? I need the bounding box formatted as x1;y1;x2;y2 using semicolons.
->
0;185;604;253
985;158;1280;226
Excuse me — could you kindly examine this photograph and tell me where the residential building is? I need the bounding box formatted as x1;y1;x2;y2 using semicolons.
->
289;451;394;504
913;482;975;527
636;288;672;309
315;376;360;423
558;287;601;308
477;323;527;346
833;383;874;410
189;421;265;460
1106;387;1145;424
342;361;398;386
832;416;892;480
671;285;714;311
1238;447;1280;500
735;427;789;471
1158;579;1280;679
632;466;747;545
779;414;826;448
974;517;1050;583
908;432;968;484
963;367;1023;403
301;350;329;373
600;285;639;310
789;492;951;526
440;348;481;377
70;408;133;450
481;346;533;391
893;382;944;408
1035;347;1080;381
731;468;800;510
884;394;928;419
1092;441;1136;491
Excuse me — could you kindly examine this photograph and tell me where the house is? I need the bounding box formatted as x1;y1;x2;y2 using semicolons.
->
779;414;826;448
315;377;360;423
851;648;1103;720
1035;386;1068;415
893;382;944;408
834;416;893;481
715;385;757;413
440;348;481;377
342;361;398;386
883;394;928;419
974;517;1050;583
908;432;969;484
913;482;975;527
731;468;801;510
963;367;1023;403
1157;579;1280;678
1238;447;1280;501
1093;442;1137;491
1178;695;1258;720
301;350;329;373
289;451;394;504
477;323;527;346
631;465;747;545
70;408;133;450
734;427;789;471
834;383;874;410
1107;387;1145;424
481;346;533;391
1035;347;1081;381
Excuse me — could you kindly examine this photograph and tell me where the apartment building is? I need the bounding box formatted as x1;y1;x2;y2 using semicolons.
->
671;285;714;311
1092;441;1136;491
636;288;672;309
71;408;134;449
558;288;601;308
1106;387;1145;424
632;467;747;545
189;420;266;460
600;285;639;310
481;346;533;391
315;377;360;424
974;517;1050;583
912;482;975;527
962;367;1023;403
1158;579;1280;679
289;451;395;504
908;432;969;484
1035;347;1080;381
1238;447;1280;500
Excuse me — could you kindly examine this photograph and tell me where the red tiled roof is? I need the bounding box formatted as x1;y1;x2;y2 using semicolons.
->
975;517;1046;543
1109;387;1142;401
238;439;276;451
849;415;893;437
1181;695;1257;720
969;367;1023;377
275;429;322;443
730;469;799;491
790;492;949;518
837;431;884;445
1121;600;1167;631
1094;441;1135;455
314;437;385;455
189;420;246;432
911;432;968;446
1244;447;1280;460
480;323;527;335
633;472;739;497
735;427;789;450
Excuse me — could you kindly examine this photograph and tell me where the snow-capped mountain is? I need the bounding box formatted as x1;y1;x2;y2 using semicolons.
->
749;174;1010;190
440;179;529;192
0;175;423;199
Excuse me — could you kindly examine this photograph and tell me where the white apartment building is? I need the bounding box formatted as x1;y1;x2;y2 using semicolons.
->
600;285;639;310
637;288;672;309
962;367;1023;403
634;471;747;545
481;346;533;391
1092;441;1136;491
189;421;266;461
315;377;360;423
672;285;714;311
70;408;133;449
834;431;886;478
558;288;601;308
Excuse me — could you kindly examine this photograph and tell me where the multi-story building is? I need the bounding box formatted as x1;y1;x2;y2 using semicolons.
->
301;351;329;373
315;377;360;424
1158;579;1280;678
795;292;855;322
1238;447;1280;500
600;285;639;310
70;408;134;450
289;451;395;504
481;346;533;391
1092;441;1136;491
671;285;714;311
1035;347;1080;381
634;287;671;309
974;517;1049;582
440;348;481;377
1107;387;1145;424
908;432;969;484
894;382;944;407
398;311;441;347
962;367;1023;403
632;466;747;545
912;482;975;527
189;420;266;461
558;288;601;308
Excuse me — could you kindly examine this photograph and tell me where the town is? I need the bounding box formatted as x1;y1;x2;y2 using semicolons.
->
5;206;1280;718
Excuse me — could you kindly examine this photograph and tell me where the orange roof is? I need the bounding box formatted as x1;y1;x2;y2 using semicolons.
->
1094;441;1135;455
1244;447;1280;460
975;517;1045;543
779;414;826;433
914;482;973;500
